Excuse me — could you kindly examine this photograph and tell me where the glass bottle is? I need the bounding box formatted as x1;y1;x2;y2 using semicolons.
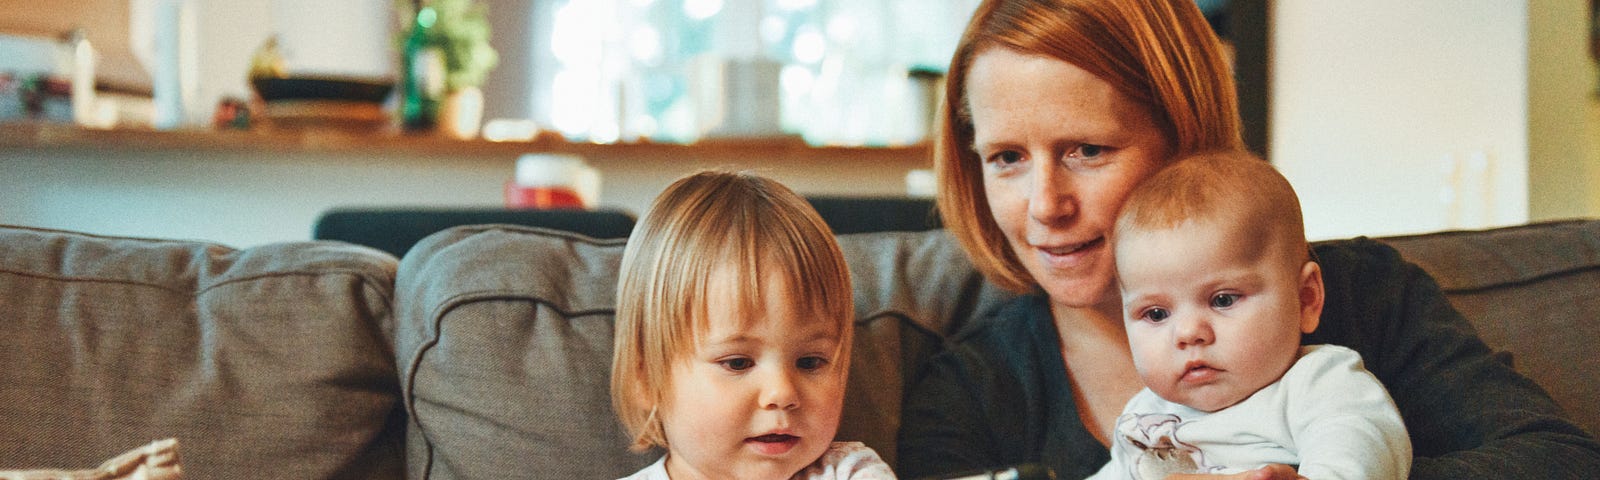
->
401;3;444;131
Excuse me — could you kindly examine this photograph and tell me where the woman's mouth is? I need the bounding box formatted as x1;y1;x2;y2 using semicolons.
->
746;434;800;455
1036;237;1104;266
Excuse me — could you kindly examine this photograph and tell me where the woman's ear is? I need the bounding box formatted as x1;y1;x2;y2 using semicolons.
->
1299;261;1325;334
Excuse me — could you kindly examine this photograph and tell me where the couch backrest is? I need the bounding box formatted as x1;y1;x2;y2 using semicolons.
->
0;225;405;478
1379;219;1600;437
394;225;1013;480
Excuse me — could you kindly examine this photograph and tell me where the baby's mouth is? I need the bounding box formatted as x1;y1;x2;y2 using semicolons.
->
1182;361;1221;383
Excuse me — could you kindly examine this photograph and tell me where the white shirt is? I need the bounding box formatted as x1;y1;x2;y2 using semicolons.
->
619;441;896;480
1089;345;1411;480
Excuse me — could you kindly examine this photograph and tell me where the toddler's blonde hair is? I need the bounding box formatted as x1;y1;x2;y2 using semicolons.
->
610;170;854;452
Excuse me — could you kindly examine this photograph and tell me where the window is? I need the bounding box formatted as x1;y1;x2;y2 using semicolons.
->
527;0;978;146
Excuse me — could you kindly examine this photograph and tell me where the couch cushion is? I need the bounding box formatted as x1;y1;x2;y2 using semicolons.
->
1379;219;1600;436
0;225;404;479
395;225;1011;480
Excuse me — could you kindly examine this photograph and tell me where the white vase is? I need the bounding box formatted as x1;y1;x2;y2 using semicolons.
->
440;86;484;140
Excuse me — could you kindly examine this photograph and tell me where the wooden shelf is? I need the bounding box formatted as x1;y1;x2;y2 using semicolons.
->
0;122;931;162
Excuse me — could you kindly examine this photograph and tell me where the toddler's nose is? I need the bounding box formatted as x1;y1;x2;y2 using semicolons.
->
760;369;799;411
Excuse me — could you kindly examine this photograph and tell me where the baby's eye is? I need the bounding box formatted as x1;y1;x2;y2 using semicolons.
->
1211;293;1240;309
720;358;755;371
796;356;829;371
1140;307;1171;323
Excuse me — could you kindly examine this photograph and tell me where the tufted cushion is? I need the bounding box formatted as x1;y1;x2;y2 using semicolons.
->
395;225;1012;479
0;225;404;479
1379;219;1600;436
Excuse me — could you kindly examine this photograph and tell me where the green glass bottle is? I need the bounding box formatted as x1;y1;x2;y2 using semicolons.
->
401;3;444;131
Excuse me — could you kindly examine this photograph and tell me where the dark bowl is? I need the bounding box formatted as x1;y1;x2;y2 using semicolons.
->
252;77;394;103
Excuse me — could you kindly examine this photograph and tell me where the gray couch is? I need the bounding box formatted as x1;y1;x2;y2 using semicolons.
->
2;220;1595;478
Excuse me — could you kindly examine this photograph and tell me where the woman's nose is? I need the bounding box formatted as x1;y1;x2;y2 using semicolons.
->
1175;313;1214;348
760;369;799;411
1027;160;1078;224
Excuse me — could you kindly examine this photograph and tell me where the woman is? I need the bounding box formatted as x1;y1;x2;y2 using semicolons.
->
896;0;1600;478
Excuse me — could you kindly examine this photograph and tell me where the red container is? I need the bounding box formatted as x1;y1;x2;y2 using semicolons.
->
504;153;594;209
504;181;584;209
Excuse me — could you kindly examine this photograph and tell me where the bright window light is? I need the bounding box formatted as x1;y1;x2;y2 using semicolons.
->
683;0;722;21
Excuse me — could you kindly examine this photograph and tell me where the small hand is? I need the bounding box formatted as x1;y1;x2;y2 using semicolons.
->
1165;464;1305;480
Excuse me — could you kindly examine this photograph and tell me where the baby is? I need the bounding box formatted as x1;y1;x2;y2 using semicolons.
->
611;170;895;480
1092;151;1411;479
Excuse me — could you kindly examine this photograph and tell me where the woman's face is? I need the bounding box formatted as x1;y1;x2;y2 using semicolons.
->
966;48;1172;310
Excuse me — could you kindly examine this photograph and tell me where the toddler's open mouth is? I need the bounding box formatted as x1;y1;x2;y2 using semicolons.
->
746;433;801;455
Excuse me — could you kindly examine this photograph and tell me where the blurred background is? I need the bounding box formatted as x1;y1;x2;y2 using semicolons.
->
1;0;1596;248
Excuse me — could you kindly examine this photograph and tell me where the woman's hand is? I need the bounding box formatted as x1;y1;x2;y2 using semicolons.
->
1166;464;1304;480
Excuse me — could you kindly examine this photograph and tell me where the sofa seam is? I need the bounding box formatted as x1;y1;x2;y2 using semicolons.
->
0;268;190;296
1437;265;1600;295
195;269;398;306
449;224;631;248
0;224;236;247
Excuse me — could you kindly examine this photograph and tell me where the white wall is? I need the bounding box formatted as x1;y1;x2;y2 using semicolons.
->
0;144;924;248
1272;0;1532;240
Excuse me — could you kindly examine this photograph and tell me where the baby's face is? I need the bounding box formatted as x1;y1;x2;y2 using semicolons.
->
1115;218;1317;412
659;269;846;480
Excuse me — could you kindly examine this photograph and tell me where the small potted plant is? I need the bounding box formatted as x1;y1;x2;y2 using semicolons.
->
398;0;499;138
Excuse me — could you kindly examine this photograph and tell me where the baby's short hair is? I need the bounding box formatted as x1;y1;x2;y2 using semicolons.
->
609;170;854;452
1114;150;1309;263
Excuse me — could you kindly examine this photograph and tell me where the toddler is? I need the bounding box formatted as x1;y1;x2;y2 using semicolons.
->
1092;151;1411;479
611;170;895;480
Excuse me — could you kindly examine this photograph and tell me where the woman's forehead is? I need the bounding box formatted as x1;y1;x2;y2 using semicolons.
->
965;50;1153;144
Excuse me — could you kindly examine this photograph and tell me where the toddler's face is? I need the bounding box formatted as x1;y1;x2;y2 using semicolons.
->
1116;218;1318;412
659;269;846;480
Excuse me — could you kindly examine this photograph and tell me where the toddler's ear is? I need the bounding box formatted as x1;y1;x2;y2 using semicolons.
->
629;373;654;410
1298;261;1325;334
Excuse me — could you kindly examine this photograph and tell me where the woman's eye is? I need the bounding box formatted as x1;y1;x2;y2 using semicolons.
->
1071;144;1106;159
1140;307;1171;323
721;358;754;371
987;150;1023;166
796;356;829;371
1211;293;1240;309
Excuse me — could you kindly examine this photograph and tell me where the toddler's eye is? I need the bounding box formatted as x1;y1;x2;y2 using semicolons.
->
721;358;754;371
1141;308;1171;323
796;356;829;371
1211;293;1239;309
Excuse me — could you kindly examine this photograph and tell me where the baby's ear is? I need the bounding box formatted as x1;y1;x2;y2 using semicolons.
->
1298;261;1325;334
